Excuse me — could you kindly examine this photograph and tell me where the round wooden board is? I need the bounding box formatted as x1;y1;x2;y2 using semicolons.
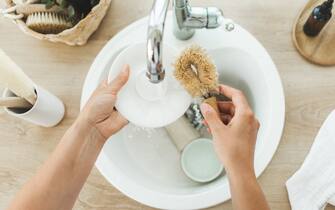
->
293;0;335;66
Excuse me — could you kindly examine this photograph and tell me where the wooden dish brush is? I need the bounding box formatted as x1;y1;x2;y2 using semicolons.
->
26;12;72;34
174;45;220;113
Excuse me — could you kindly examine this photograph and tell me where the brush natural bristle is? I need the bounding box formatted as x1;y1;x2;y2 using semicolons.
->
26;12;72;34
174;45;218;97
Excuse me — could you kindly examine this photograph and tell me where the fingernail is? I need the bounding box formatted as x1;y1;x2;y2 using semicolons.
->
122;65;129;73
201;103;213;115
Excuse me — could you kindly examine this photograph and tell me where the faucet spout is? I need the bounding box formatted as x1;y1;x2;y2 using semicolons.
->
146;0;223;83
147;0;170;84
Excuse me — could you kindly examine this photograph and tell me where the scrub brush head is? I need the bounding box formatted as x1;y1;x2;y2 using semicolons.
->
174;45;220;113
26;12;72;34
174;45;218;98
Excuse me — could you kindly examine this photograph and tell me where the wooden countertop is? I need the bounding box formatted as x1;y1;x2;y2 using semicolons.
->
1;0;335;209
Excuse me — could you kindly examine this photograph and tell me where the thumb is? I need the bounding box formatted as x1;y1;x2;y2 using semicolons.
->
201;103;225;133
108;64;130;95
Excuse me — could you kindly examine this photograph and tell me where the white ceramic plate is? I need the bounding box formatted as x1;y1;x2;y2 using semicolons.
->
107;42;192;128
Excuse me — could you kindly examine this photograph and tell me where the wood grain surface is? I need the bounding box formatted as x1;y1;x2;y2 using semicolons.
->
1;0;335;209
293;0;335;66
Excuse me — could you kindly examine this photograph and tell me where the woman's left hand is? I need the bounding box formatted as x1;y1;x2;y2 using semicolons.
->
79;65;130;141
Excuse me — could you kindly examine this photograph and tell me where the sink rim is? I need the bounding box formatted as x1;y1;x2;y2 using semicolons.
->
80;12;286;210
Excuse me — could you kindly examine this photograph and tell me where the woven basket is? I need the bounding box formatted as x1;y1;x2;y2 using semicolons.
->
3;0;111;46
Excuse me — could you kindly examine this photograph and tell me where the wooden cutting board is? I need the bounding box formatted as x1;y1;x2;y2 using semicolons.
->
293;0;335;66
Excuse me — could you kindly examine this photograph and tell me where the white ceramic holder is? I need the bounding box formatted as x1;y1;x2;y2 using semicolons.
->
108;42;192;128
3;85;65;127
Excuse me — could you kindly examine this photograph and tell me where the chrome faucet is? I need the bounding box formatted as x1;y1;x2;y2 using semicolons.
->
146;0;223;84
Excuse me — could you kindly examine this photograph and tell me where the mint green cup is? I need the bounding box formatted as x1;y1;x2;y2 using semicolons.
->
181;138;224;183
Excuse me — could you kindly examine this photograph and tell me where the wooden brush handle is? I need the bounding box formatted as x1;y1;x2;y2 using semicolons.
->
0;97;33;109
0;49;36;105
16;4;64;17
203;96;220;114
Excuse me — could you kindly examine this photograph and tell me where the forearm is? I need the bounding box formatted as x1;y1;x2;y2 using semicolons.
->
228;168;270;210
7;119;106;210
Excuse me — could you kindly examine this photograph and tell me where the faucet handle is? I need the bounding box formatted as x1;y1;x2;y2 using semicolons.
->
206;7;224;29
173;1;226;40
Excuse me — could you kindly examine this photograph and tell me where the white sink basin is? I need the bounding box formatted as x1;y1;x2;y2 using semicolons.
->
80;12;285;210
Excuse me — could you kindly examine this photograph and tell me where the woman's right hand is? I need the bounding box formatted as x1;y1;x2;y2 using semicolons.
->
200;84;260;176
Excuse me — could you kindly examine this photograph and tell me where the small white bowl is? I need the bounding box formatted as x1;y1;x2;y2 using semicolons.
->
108;42;192;128
181;138;224;183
